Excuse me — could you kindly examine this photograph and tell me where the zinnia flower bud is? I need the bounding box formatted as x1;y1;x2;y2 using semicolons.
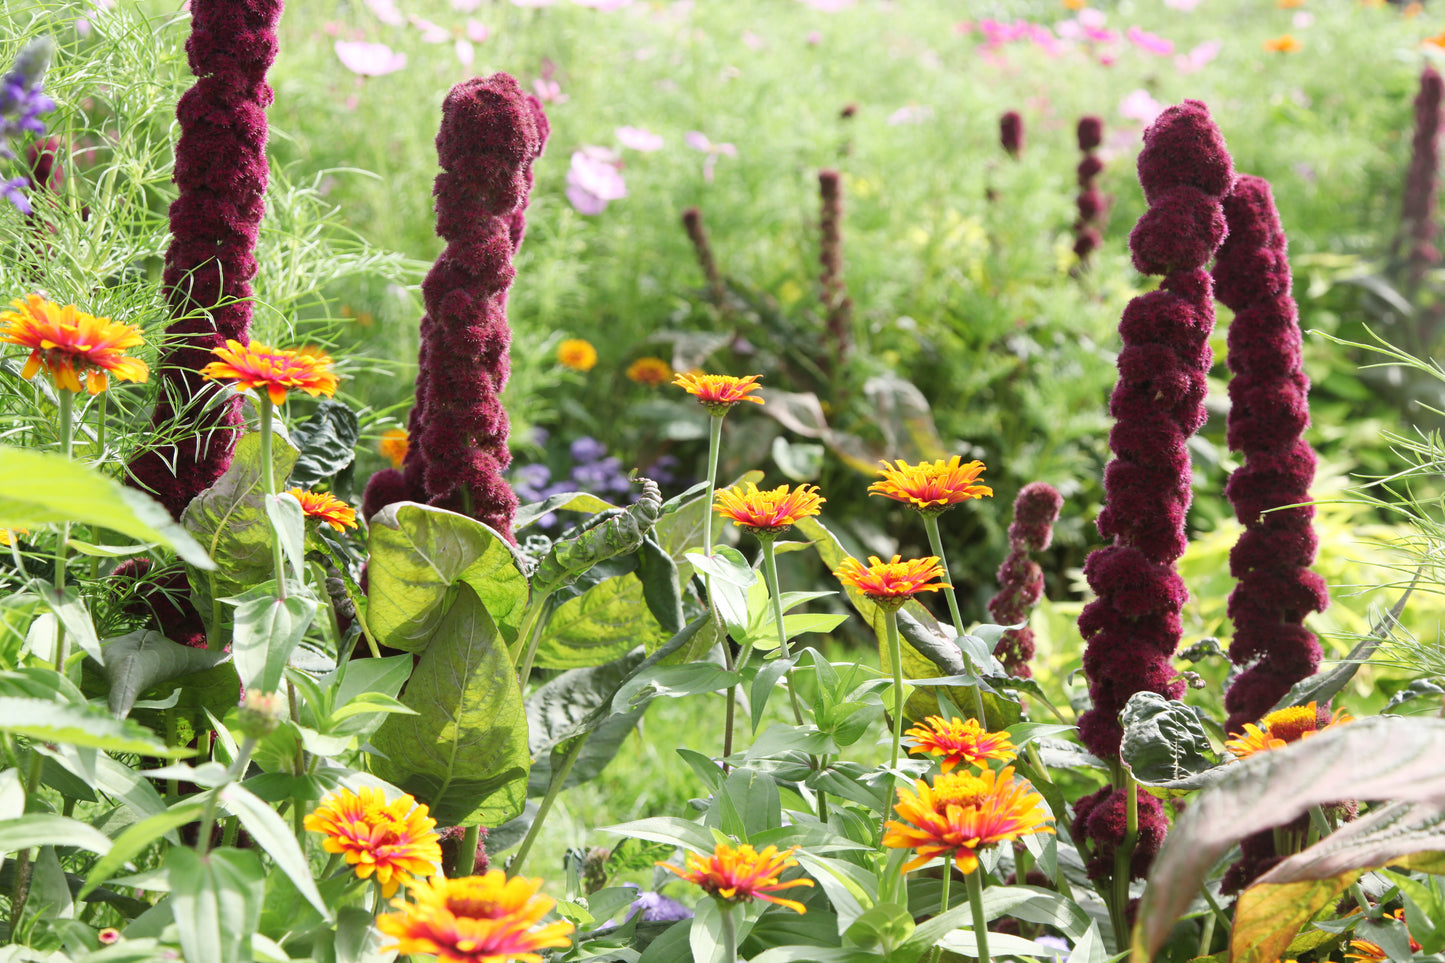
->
987;482;1063;677
1212;174;1327;734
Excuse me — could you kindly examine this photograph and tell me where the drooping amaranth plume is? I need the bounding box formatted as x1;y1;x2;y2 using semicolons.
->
987;482;1064;677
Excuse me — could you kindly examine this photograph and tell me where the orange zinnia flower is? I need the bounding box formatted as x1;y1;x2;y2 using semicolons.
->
883;766;1053;875
869;456;992;514
626;356;673;387
1345;909;1419;962
1263;34;1302;52
378;871;574;963
556;338;597;372
200;339;338;406
904;716;1017;773
303;787;442;896
1225;701;1352;759
379;428;409;468
713;482;824;535
658;842;814;914
834;554;949;608
1424;30;1445;49
1276;0;1304;7
0;294;149;395
672;371;764;411
287;488;358;531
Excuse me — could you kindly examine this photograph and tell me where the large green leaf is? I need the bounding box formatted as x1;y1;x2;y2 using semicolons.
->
532;571;667;670
228;593;319;693
1134;716;1445;961
167;846;264;963
1119;692;1219;785
0;446;212;569
218;782;331;920
366;501;530;652
371;584;528;826
530;479;663;597
287;399;359;488
0;696;177;756
0;813;112;856
180;431;299;618
99;630;227;719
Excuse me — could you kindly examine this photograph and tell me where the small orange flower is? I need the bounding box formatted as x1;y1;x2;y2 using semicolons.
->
1424;30;1445;49
303;787;442;896
713;482;824;535
884;766;1053;875
0;294;149;394
1345;909;1419;962
377;871;574;963
200;339;338;406
0;528;26;547
1276;0;1304;7
834;554;949;608
557;338;597;372
673;371;764;411
1225;701;1352;759
1263;34;1302;52
379;428;409;469
1062;0;1085;8
658;842;814;914
626;356;673;387
905;716;1017;773
288;488;358;531
1403;1;1423;18
869;456;992;514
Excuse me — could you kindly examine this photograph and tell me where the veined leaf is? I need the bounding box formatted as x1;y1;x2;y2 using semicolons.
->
167;846;264;963
532;571;666;670
98;630;227;719
287;399;359;488
1120;692;1219;785
0;696;179;756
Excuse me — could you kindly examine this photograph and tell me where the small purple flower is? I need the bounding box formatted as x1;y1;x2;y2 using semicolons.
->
1;175;32;214
629;890;692;922
569;436;608;463
0;37;56;161
616;125;663;151
565;146;626;215
512;463;553;501
334;41;407;77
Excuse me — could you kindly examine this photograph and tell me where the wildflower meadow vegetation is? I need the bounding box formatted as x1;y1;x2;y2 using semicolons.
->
12;0;1445;961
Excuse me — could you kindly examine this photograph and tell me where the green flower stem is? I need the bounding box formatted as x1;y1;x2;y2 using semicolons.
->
1197;905;1217;958
451;825;481;878
704;413;724;560
510;731;586;877
90;391;107;581
514;597;552;691
1110;770;1140;949
922;513;986;723
966;866;991;963
759;538;805;727
7;747;46;928
885;608;906;772
196;735;257;858
720;900;739;963
52;389;74;673
257;397;288;602
931;866;954;963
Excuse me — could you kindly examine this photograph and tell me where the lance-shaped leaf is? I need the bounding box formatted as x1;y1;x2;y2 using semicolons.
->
181;431;299;618
99;629;228;719
1230;799;1445;963
371;584;528;826
287;399;360;489
366;502;530;653
530;478;663;597
1120;692;1220;786
1134;716;1445;961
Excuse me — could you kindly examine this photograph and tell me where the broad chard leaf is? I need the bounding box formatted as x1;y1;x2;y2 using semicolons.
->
287;399;360;489
1120;692;1220;786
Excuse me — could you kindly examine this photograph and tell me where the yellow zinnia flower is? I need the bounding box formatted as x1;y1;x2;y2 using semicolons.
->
379;428;409;468
883;766;1054;874
658;842;814;914
625;356;673;387
557;338;598;372
378;871;574;963
672;371;764;411
904;716;1017;773
0;294;148;395
869;456;992;514
1262;34;1302;52
713;482;824;536
1225;701;1351;759
200;339;338;406
834;554;949;608
303;787;441;896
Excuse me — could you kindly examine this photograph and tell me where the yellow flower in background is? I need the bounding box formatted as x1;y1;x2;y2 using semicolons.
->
869;456;992;514
557;338;597;371
1062;0;1085;8
658;842;814;914
834;554;949;607
672;371;764;411
883;766;1053;874
377;871;574;963
201;339;337;406
0;294;148;394
287;488;358;531
379;428;409;468
303;787;441;896
713;482;824;536
1263;34;1302;52
625;356;673;387
904;716;1017;773
0;528;27;547
1276;0;1305;7
1225;701;1352;759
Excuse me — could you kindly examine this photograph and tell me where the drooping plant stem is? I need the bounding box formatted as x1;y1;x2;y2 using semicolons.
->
256;396;287;601
965;867;991;963
922;513;985;722
509;732;586;877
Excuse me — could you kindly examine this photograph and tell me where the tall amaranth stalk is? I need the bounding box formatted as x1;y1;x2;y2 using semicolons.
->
1078;100;1235;761
1074;116;1106;265
1398;65;1443;297
987;482;1063;678
128;0;283;518
817;168;852;376
1213;175;1328;734
361;74;548;542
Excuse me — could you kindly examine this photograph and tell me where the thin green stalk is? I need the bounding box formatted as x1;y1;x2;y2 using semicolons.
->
52;389;73;673
196;736;257;857
931;867;954;963
885;609;906;772
451;825;480;878
1110;771;1140;950
722;640;737;772
90;391;107;581
1197;907;1217;958
257;397;287;601
701;412;734;767
922;512;986;723
514;599;551;691
759;538;805;726
704;414;724;560
8;749;46;926
719;901;739;963
509;732;586;877
966;867;991;963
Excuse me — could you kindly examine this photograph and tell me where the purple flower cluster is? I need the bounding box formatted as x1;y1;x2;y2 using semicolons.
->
1078;100;1235;763
999;111;1024;159
511;432;676;529
1401;66;1443;293
127;0;283;518
1;37;57;214
1074;116;1107;264
1213;175;1328;734
987;482;1063;677
361;74;549;542
818;169;852;375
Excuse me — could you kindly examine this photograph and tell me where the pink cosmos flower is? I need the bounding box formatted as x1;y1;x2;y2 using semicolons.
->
1127;26;1174;56
888;104;933;126
334;41;407;77
1174;40;1220;73
616;126;663;151
534;79;567;103
1293;11;1314;28
1119;88;1164;126
685;131;737;182
566;147;626;214
363;0;405;26
75;17;91;36
742;30;767;50
410;15;451;43
807;30;822;45
466;18;489;41
455;39;474;67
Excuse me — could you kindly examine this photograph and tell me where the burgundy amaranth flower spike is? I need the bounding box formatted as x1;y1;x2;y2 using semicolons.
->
1399;66;1443;295
987;482;1063;677
360;74;548;542
1213;175;1328;734
1000;111;1024;159
818;169;853;376
1074;116;1107;265
127;0;282;518
1077;100;1235;762
682;205;729;311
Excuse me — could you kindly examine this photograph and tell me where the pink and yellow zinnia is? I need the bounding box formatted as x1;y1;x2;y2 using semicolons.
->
713;482;824;535
869;456;992;514
884;766;1053;874
303;787;441;896
904;716;1017;773
377;871;574;963
201;339;338;406
658;842;814;914
0;294;148;395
